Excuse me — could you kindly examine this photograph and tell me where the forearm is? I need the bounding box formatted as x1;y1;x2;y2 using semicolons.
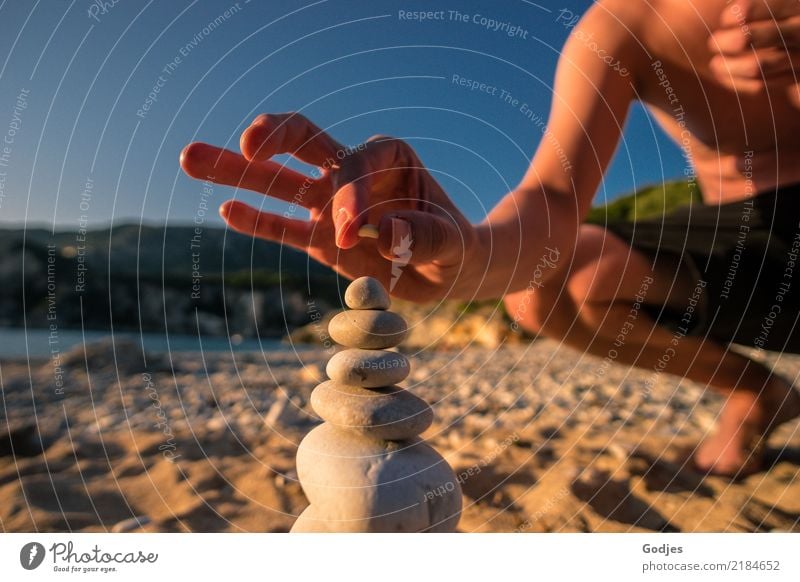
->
452;186;582;300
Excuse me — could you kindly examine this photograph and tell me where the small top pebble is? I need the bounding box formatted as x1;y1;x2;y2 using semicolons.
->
357;224;380;239
345;276;391;310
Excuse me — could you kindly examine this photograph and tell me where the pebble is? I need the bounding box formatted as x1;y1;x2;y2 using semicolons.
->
344;276;391;310
299;364;324;383
111;515;151;533
264;392;307;429
326;348;410;387
292;423;462;532
310;380;432;440
328;310;408;349
357;224;380;239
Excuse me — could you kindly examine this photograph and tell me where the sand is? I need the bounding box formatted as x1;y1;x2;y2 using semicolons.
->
1;338;799;533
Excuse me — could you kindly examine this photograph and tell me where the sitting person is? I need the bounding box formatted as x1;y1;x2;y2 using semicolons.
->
181;0;800;477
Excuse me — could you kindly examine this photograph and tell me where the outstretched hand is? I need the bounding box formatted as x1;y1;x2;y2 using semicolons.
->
709;0;800;93
180;113;482;300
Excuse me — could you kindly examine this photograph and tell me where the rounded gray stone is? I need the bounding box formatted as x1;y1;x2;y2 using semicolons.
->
294;423;462;532
326;348;410;387
345;276;391;310
328;309;408;349
310;380;432;440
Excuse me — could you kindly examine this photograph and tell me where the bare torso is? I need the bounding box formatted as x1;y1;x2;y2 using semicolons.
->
636;0;800;203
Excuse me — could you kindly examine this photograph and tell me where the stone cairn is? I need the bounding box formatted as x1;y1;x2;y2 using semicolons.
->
291;276;462;532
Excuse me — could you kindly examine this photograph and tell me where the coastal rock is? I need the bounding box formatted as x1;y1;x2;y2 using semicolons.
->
310;381;432;440
293;423;461;532
326;348;410;387
328;310;407;349
344;276;391;310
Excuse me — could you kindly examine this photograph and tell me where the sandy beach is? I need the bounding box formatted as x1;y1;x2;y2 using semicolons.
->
2;336;798;533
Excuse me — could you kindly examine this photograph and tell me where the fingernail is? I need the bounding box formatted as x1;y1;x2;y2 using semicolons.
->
219;202;230;220
390;218;412;257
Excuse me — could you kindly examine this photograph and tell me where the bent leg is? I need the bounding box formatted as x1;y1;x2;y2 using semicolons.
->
505;224;800;476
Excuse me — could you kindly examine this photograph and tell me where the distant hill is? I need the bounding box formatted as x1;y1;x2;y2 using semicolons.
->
0;224;335;284
0;225;343;337
585;180;701;224
0;180;698;337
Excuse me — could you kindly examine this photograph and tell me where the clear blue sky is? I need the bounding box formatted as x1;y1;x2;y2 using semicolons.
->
0;0;686;229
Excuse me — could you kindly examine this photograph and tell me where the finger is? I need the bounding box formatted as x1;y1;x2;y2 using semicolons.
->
722;0;800;24
750;48;800;76
332;135;419;250
714;15;800;53
375;210;465;266
709;27;750;54
240;112;344;167
749;15;800;48
331;180;370;249
759;68;800;86
219;200;314;250
331;153;373;249
181;142;327;208
719;0;750;28
788;82;800;107
710;49;800;79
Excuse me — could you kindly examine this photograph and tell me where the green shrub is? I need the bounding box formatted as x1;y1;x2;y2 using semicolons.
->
585;180;702;224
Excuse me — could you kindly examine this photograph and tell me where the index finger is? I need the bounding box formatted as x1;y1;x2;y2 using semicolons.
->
180;142;329;209
240;112;345;168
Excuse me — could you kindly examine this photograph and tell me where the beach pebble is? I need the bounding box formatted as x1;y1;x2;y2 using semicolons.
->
293;423;461;532
298;364;324;384
328;310;407;349
111;515;151;533
310;380;432;440
264;392;309;429
326;348;410;387
344;276;391;310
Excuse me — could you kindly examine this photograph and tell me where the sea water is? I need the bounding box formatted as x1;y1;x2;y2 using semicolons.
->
0;327;286;358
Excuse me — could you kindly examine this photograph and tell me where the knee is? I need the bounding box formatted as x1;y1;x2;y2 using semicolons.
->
566;225;633;306
505;290;542;335
504;289;569;339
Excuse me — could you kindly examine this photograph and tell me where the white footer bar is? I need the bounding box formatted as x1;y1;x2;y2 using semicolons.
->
1;533;797;581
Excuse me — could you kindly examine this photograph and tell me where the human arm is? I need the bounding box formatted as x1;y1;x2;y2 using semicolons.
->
179;2;643;302
468;1;645;298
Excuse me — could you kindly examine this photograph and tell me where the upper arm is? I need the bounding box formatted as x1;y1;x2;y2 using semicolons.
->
517;1;648;218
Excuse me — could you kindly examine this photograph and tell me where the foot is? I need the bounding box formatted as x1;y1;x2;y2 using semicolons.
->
693;375;800;478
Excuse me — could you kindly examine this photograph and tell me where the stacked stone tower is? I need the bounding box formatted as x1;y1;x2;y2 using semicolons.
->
291;276;462;532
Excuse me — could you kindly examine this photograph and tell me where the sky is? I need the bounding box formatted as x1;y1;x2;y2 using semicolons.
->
0;0;687;230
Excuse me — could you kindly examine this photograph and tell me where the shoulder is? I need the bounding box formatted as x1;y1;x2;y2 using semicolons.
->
585;0;655;31
574;0;656;49
563;0;657;88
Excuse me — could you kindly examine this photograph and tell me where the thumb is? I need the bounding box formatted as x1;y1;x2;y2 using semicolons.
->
376;211;465;265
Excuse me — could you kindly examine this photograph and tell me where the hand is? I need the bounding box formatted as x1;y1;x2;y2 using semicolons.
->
180;113;482;301
709;0;800;92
